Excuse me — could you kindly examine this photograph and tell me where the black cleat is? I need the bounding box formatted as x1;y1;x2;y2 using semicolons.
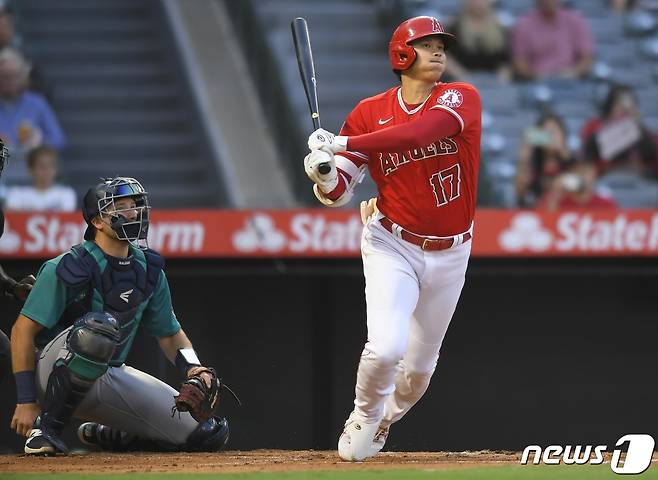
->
24;428;69;455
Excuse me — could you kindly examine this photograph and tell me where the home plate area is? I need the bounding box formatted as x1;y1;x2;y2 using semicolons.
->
1;449;521;474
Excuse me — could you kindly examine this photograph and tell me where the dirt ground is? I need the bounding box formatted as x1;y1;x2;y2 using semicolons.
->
0;449;522;474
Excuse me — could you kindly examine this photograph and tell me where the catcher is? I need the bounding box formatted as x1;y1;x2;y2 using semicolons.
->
9;176;231;454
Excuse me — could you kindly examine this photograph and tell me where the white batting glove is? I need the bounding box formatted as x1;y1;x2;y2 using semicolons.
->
304;149;338;193
359;197;379;225
308;128;348;154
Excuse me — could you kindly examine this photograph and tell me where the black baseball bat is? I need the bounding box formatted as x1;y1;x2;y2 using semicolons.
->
291;17;331;175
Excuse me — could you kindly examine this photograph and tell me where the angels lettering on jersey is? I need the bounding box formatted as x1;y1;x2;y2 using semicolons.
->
379;138;459;176
337;82;481;236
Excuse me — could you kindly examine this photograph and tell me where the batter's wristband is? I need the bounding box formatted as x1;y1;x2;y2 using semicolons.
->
15;370;37;404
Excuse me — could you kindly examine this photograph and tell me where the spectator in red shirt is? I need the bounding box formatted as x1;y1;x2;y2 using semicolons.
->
537;162;618;210
512;0;595;80
581;85;657;178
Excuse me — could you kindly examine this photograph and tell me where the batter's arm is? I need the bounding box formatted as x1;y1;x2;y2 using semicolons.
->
347;109;461;152
0;264;19;296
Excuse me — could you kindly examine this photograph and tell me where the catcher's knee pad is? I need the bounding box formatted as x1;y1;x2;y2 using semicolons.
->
65;311;121;381
0;328;10;385
184;416;229;452
40;312;119;433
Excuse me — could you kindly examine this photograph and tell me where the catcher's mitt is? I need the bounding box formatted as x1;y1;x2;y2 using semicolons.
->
172;367;241;423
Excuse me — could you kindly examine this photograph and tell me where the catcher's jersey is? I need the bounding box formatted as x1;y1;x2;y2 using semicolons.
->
22;241;180;365
340;82;481;236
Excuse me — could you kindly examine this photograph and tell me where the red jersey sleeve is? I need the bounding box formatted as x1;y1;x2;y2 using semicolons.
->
347;109;460;152
428;83;481;135
338;104;370;167
324;104;369;201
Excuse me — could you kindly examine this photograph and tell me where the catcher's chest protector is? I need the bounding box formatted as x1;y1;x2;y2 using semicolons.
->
56;241;164;362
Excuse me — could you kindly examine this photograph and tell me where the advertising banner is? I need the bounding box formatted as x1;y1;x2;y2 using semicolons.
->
1;209;657;258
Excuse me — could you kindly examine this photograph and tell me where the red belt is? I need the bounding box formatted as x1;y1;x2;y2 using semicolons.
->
379;217;472;251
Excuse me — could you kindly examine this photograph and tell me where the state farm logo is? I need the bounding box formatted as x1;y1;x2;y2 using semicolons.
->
0;216;205;254
232;213;363;253
499;213;552;252
499;212;658;253
232;214;286;252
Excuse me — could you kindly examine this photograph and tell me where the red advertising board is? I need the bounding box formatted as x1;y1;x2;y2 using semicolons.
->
1;209;657;259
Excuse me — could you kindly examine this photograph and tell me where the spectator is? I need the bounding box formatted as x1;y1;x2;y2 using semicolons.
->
0;4;49;98
515;112;575;207
0;5;17;50
581;85;658;177
0;48;65;156
512;0;595;80
537;162;618;210
4;145;75;211
609;0;658;11
445;0;511;82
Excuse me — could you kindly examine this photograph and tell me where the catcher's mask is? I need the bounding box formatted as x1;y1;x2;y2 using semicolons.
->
82;177;150;249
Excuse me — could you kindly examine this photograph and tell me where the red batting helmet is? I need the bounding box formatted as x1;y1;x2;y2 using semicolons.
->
388;16;456;71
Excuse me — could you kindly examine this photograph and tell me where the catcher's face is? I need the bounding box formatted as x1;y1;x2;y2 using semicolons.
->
107;197;139;221
407;36;446;83
94;197;139;241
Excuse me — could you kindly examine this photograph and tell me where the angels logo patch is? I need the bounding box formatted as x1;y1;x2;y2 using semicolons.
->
438;89;463;108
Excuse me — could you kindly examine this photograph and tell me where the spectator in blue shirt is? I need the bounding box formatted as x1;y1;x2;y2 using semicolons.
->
0;47;65;155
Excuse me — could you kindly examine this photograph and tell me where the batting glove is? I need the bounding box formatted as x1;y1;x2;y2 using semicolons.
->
308;128;348;154
304;149;338;193
359;197;379;225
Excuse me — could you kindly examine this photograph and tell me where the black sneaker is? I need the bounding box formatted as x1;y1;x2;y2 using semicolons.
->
77;422;135;451
24;428;69;455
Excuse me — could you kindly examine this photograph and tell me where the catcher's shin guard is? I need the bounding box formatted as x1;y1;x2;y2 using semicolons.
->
184;416;229;452
39;312;120;435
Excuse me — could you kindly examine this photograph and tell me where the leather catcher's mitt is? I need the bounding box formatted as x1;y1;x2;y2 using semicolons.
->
172;367;220;423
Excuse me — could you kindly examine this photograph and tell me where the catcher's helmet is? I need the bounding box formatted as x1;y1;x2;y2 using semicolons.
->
389;16;456;72
82;177;150;248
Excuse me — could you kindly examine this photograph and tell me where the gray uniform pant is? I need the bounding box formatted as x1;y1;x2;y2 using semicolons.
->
35;326;198;446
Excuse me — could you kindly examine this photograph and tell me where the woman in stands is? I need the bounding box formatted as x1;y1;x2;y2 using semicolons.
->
515;111;575;207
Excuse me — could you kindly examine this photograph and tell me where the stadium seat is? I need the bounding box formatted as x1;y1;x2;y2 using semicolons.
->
624;10;657;37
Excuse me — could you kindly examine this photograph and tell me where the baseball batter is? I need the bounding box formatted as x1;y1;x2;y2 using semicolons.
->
10;177;231;454
304;16;481;461
0;140;36;387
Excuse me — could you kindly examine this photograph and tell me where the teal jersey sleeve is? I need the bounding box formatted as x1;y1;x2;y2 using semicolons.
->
21;257;79;329
141;270;181;337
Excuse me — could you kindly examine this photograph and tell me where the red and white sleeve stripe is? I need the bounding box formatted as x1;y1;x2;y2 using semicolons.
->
325;153;366;201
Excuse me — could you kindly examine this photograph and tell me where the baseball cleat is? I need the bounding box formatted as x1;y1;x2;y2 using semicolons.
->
372;425;390;454
24;428;69;455
337;413;381;461
77;422;134;451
